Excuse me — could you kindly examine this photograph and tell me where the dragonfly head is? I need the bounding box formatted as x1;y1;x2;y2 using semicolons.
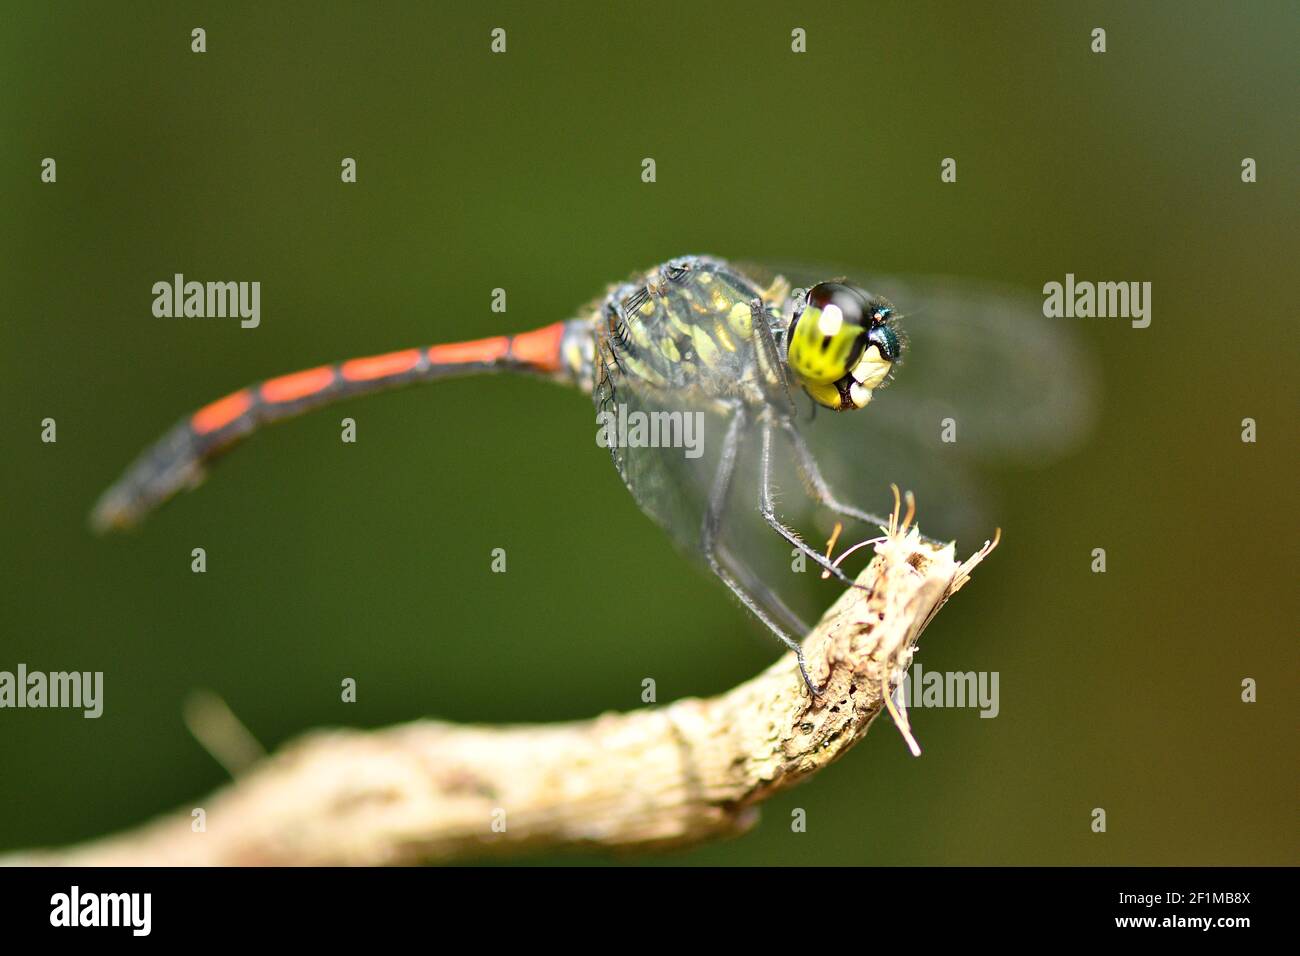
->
786;282;901;411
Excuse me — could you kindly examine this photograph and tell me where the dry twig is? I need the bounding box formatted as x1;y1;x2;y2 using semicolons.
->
9;496;995;866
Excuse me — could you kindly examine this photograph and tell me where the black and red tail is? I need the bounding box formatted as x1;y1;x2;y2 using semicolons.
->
91;321;585;531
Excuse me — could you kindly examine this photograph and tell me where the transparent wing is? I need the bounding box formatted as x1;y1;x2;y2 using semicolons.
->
853;273;1097;463
594;339;728;557
743;261;1098;458
594;335;822;638
593;261;1099;641
739;261;1100;547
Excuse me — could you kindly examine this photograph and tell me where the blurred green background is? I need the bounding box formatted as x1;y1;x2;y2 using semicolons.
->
2;1;1295;865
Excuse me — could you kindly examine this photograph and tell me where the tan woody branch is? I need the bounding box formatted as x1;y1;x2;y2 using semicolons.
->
8;499;994;866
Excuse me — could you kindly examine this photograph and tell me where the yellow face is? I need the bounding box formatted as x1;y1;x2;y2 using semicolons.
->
786;282;901;410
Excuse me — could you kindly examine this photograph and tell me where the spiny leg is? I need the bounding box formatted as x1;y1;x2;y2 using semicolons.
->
779;419;891;528
701;409;823;696
780;419;945;546
749;299;798;416
757;423;862;587
747;293;902;535
716;541;812;639
749;299;891;562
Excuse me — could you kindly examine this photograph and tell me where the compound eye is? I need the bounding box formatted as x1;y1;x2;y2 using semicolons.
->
787;283;870;386
807;282;869;324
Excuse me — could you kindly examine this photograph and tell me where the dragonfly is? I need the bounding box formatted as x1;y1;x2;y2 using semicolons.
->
92;255;1093;693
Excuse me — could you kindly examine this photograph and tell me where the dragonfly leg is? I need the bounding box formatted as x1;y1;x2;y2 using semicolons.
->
779;419;947;547
778;420;892;528
701;409;824;696
716;541;812;639
748;298;798;415
757;424;862;588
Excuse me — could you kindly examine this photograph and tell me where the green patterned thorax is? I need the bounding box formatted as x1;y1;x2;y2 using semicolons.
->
593;256;782;412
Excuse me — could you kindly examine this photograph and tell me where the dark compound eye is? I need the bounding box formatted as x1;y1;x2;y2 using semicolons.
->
807;282;870;327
